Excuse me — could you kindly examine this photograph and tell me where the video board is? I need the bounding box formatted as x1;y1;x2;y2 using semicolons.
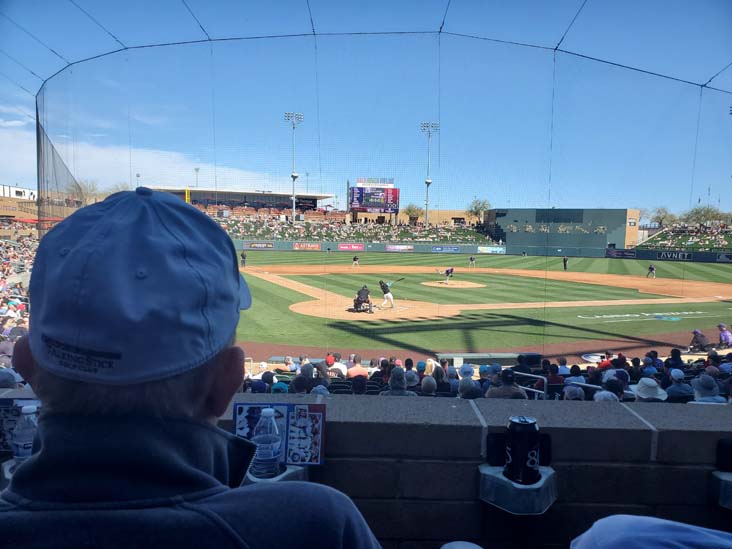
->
349;186;400;213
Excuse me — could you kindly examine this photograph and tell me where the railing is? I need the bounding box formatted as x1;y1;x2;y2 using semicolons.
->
513;371;548;400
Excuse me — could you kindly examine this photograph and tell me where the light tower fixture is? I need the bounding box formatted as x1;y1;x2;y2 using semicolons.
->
420;121;439;226
285;112;304;222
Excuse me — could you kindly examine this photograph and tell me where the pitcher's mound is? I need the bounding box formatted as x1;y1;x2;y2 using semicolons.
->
421;280;486;288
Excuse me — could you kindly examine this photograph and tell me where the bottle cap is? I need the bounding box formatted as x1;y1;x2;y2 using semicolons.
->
261;408;275;417
21;405;37;414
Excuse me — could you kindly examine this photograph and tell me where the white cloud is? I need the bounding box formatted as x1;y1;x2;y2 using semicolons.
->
0;118;29;128
0;126;298;194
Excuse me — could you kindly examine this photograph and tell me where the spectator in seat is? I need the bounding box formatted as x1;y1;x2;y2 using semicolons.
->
310;384;330;396
458;377;483;399
300;362;314;381
346;354;369;379
271;382;288;394
329;353;347;378
641;357;658;377
593;390;619;402
666;369;693;399
283;356;297;373
564;364;585;386
598;351;614;370
404;357;414;371
512;354;532;375
405;370;420;393
432;365;451;393
420;375;437;396
563;385;585;401
631;378;668;402
351;376;367;395
379;367;417;397
290;375;311;394
586;365;603;386
485;369;527;399
0;188;378;548
603;378;626;400
535;363;563;391
664;348;685;371
557;356;571;376
720;353;732;376
416;360;427;380
370;358;390;383
478;365;493;392
8;319;27;341
629;357;643;383
691;374;727;404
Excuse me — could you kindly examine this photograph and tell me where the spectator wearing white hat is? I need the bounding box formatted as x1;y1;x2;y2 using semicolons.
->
666;369;694;399
459;363;482;390
563;385;585;401
631;378;668;402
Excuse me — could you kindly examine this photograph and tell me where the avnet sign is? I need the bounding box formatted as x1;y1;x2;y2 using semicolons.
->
657;251;693;261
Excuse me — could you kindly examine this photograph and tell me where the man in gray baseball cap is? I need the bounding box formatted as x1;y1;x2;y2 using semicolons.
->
1;188;378;548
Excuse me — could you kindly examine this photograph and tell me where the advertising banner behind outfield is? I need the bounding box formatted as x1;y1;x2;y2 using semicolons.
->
657;251;693;261
605;249;636;259
718;253;732;263
293;242;321;251
246;242;274;249
386;244;414;252
338;243;364;251
432;246;460;253
478;246;507;254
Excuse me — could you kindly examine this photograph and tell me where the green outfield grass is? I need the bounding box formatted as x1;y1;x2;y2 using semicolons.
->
236;274;732;353
245;251;732;283
284;272;666;304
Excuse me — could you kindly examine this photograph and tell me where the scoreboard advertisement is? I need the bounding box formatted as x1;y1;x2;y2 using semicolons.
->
349;186;400;213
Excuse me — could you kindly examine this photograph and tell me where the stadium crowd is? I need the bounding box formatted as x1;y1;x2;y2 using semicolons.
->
215;214;494;244
244;346;732;406
639;224;732;251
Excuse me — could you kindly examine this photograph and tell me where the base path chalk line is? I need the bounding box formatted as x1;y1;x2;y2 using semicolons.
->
244;268;726;323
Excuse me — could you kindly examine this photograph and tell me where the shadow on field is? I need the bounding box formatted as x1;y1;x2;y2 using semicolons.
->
326;312;693;356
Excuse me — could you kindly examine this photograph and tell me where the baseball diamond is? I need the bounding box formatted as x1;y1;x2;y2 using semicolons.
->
235;251;732;362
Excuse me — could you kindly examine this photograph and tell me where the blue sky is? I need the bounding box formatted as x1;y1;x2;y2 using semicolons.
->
0;0;731;213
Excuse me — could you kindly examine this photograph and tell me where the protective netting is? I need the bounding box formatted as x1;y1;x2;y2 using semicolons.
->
25;3;732;357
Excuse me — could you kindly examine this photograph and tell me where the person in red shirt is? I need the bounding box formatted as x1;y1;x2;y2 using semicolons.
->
598;350;614;370
535;363;564;391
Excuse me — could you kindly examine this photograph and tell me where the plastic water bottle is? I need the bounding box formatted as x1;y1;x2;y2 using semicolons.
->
249;408;282;479
12;405;38;471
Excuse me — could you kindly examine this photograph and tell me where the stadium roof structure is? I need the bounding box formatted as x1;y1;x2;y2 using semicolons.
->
151;186;333;201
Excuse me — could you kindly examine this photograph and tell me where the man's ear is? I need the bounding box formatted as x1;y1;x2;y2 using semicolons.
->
203;345;245;420
12;336;39;388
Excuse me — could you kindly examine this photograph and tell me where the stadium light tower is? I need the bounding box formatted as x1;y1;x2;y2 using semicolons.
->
420;122;439;226
194;167;199;188
284;112;304;222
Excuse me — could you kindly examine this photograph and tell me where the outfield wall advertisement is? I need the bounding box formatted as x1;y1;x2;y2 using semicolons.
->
386;244;413;252
245;242;274;249
338;243;364;251
478;246;506;254
293;242;321;251
432;246;461;253
657;251;693;261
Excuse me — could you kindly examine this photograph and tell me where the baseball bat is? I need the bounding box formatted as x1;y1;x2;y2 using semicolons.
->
395;277;405;283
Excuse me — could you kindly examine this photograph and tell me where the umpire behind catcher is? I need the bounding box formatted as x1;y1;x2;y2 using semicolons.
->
1;187;378;548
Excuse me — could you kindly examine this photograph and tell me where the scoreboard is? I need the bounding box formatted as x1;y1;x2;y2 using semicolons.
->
349;186;400;213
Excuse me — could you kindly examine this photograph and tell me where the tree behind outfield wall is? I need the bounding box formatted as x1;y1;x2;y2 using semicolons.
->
650;207;677;227
680;206;728;226
467;199;491;224
402;204;424;225
64;179;99;206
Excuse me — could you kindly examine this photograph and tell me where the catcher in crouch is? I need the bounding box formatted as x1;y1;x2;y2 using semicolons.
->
353;285;374;313
436;267;455;285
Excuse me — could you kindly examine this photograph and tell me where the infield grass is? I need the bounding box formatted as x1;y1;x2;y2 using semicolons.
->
237;274;732;352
